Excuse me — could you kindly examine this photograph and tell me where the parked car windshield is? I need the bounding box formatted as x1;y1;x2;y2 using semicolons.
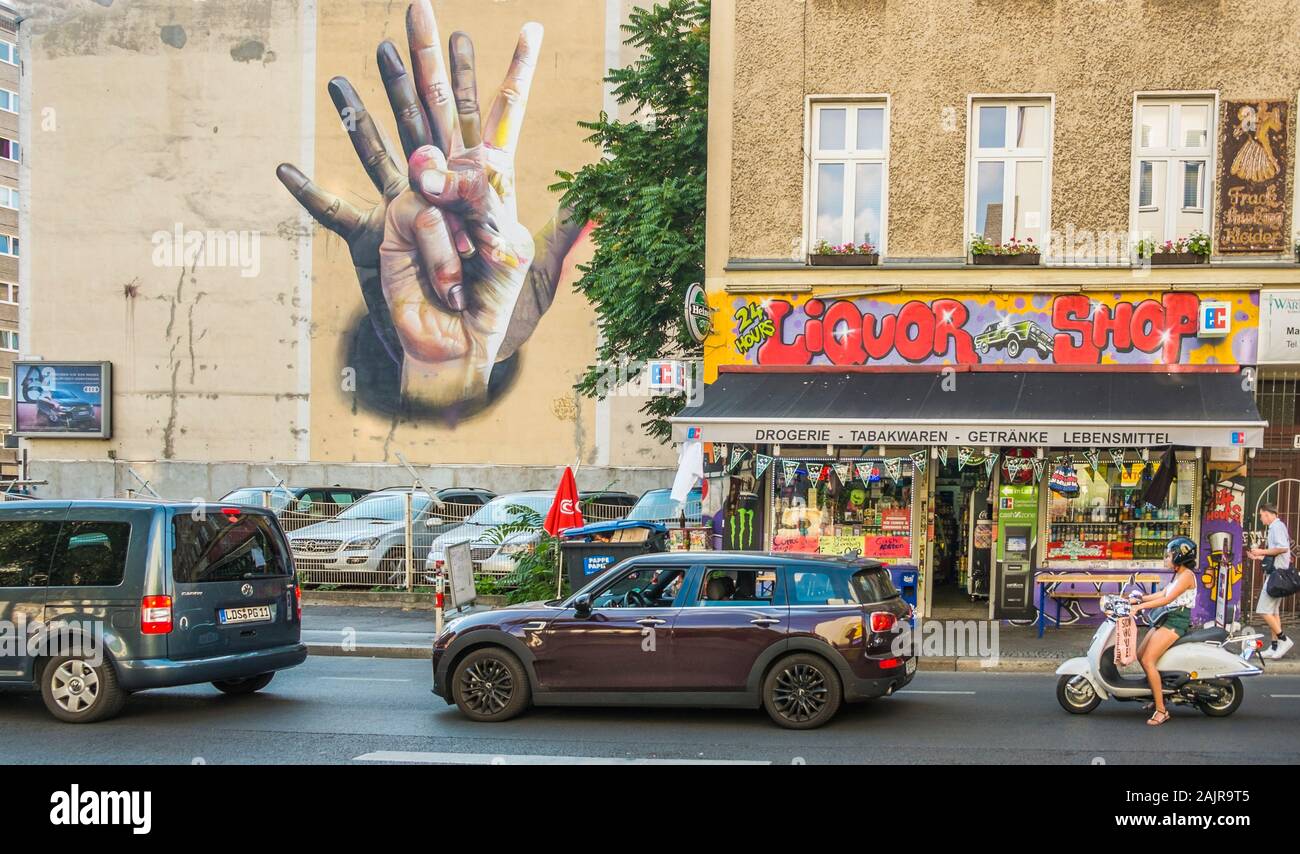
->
223;488;292;512
466;494;552;525
628;489;702;523
337;493;432;521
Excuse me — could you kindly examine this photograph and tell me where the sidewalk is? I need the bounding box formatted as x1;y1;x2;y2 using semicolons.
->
301;604;1300;673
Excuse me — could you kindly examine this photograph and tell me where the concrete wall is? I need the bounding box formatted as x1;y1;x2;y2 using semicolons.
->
20;0;675;471
28;457;677;501
724;0;1300;261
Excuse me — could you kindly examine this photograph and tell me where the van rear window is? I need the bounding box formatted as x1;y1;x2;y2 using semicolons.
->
173;511;290;584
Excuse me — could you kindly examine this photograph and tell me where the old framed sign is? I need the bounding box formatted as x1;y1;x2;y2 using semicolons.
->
1216;99;1291;252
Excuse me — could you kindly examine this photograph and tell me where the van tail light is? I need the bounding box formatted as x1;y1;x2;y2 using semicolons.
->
869;611;897;633
293;583;302;621
141;595;173;635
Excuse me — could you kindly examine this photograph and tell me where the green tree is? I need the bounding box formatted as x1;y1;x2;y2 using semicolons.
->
551;0;709;441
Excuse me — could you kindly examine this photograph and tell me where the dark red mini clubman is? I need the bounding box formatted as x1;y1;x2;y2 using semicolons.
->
431;552;915;729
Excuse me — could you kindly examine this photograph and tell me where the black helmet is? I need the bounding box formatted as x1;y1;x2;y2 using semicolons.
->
1165;536;1198;569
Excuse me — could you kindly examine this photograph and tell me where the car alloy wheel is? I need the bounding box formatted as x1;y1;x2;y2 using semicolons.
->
459;657;515;715
1006;339;1021;358
50;659;100;714
772;662;829;723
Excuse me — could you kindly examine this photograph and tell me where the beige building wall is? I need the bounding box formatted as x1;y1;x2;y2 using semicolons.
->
21;0;673;478
721;0;1300;263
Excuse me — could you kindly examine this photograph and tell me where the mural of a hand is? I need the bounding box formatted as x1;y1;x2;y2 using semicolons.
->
277;0;582;410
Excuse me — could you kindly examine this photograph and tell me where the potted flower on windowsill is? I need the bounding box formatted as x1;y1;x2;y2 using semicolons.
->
808;238;879;266
969;234;1041;266
1136;231;1210;265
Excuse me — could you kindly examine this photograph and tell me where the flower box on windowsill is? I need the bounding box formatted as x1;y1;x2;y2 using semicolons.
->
970;253;1040;266
1144;252;1208;265
808;253;879;267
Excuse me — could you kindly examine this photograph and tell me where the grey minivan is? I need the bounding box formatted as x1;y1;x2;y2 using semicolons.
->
0;500;307;723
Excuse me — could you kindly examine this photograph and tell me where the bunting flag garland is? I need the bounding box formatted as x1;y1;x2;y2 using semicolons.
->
957;447;975;469
1109;447;1126;467
910;450;928;475
984;453;999;478
727;446;746;473
1030;457;1046;481
832;462;851;484
782;459;800;484
1083;448;1101;472
883;457;902;483
937;447;949;467
754;454;773;481
805;462;825;482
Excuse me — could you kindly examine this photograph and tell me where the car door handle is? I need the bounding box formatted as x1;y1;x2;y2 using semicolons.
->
751;617;781;626
636;617;668;627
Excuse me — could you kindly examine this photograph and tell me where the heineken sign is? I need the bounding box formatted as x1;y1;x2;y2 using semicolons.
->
684;282;712;344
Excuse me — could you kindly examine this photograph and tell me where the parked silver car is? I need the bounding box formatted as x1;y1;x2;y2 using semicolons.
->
289;487;494;586
425;490;635;580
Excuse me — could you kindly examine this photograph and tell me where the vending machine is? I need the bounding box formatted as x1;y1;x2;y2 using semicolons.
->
994;483;1038;620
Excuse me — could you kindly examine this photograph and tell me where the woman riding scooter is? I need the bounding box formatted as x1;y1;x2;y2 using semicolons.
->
1128;536;1200;726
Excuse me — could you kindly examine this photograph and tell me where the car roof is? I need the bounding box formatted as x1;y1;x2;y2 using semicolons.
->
622;551;885;570
0;498;278;514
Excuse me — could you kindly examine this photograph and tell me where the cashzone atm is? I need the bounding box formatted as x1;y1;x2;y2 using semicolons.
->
994;483;1038;620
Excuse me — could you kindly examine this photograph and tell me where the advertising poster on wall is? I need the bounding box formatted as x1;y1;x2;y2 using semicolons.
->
13;362;112;439
1215;99;1291;252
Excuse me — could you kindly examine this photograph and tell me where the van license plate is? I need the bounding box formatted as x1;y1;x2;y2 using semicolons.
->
219;606;272;625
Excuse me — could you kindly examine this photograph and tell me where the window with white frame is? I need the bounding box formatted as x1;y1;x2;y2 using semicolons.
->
0;41;16;66
0;187;16;210
1132;96;1214;245
0;235;16;257
0;283;15;304
968;99;1051;250
0;138;18;162
0;330;17;352
0;89;16;114
0;376;11;399
808;100;888;254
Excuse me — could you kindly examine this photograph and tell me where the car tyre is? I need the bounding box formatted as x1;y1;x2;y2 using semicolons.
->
762;653;842;729
40;655;127;724
380;546;408;585
1196;677;1243;717
1006;338;1022;358
213;672;275;695
451;647;531;722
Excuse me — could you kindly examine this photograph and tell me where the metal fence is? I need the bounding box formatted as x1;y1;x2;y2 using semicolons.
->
1247;372;1300;621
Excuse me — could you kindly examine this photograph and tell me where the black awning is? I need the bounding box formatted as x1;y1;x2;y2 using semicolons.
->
671;370;1266;448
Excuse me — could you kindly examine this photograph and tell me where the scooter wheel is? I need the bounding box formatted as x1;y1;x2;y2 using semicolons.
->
1056;674;1101;714
1196;677;1243;717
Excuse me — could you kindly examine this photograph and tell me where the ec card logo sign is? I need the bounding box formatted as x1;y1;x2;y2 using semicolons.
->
1199;300;1231;337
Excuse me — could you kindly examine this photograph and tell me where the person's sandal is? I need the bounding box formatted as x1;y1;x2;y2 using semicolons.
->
1147;709;1170;726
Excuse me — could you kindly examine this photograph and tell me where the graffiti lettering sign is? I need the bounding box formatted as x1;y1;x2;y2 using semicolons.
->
720;291;1256;368
1216;100;1290;252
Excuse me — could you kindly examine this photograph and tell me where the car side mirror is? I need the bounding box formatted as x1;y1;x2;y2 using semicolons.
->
425;516;442;528
573;595;593;618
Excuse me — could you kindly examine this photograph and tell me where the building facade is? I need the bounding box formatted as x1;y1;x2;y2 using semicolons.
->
19;0;674;500
0;2;17;478
680;0;1300;623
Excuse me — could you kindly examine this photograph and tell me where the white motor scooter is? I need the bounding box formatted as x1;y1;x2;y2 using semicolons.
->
1055;594;1265;716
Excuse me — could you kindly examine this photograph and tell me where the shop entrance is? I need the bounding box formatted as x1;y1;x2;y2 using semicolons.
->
928;460;993;619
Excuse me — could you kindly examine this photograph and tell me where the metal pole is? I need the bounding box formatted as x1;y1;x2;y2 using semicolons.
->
404;489;414;594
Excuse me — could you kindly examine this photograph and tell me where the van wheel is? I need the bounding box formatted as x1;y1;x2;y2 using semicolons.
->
41;656;127;723
763;653;842;729
213;673;275;695
452;647;530;722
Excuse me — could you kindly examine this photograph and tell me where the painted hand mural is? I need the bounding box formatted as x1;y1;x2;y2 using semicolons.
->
277;0;583;416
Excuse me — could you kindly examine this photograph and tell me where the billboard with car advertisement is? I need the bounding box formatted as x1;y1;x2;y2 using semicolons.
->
13;362;112;439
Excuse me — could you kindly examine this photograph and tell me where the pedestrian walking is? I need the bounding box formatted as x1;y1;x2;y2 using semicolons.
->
1248;503;1294;659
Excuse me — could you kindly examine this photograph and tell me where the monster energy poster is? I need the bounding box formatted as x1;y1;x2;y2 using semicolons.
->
723;487;762;551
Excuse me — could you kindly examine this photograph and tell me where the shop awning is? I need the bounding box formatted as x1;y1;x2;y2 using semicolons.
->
671;368;1267;448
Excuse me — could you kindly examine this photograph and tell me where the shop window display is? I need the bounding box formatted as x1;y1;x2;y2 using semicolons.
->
770;459;913;562
1045;455;1196;568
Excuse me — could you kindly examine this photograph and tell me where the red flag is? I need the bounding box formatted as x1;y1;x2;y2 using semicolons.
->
544;466;584;536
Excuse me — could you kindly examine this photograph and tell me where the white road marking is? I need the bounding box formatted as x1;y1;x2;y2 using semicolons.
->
904;690;976;695
318;677;412;683
1268;694;1300;698
353;751;770;766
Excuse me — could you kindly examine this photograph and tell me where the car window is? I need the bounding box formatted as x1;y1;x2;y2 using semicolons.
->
328;490;359;506
173;511;291;583
49;521;131;588
850;567;899;603
467;495;551;525
0;520;62;587
788;569;852;605
697;568;776;604
591;565;684;608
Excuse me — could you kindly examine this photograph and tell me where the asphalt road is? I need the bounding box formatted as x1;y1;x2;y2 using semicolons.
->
2;656;1298;764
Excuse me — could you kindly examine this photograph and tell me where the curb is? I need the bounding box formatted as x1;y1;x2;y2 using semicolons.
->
307;642;429;660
